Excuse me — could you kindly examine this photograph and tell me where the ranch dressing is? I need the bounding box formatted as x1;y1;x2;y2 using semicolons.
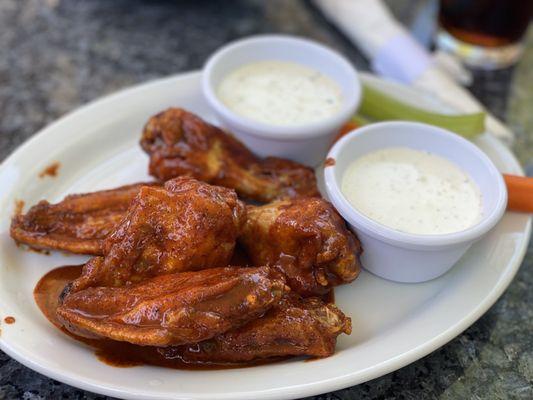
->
217;60;343;126
341;147;483;235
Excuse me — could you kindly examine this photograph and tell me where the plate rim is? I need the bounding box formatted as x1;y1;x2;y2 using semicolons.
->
0;70;530;400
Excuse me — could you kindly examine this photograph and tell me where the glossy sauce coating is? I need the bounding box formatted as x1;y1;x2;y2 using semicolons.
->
38;161;61;178
10;182;157;255
34;265;277;369
68;177;246;293
12;109;319;257
168;293;350;364
140;108;319;202
240;197;362;296
324;157;336;167
58;266;289;346
34;265;345;368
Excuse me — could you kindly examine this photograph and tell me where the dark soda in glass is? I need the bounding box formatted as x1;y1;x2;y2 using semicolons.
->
437;0;532;68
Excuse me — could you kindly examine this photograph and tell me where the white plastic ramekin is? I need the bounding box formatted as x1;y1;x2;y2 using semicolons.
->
202;34;361;167
324;121;508;283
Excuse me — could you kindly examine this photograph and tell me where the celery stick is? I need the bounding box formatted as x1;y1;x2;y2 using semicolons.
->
351;114;371;126
359;84;486;139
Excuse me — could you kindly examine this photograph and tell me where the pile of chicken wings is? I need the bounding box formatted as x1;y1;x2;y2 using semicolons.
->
11;109;362;365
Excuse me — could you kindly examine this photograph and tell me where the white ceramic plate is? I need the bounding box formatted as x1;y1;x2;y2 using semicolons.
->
0;71;530;400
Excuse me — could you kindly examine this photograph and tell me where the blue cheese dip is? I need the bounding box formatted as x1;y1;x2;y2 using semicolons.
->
217;60;343;126
341;147;483;235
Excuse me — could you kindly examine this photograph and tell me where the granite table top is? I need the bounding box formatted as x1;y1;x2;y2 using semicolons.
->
0;1;531;399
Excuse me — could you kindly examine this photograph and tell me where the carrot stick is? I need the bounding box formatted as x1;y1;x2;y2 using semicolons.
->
335;121;360;143
504;174;533;213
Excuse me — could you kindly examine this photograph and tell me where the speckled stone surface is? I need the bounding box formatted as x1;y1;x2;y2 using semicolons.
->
0;1;531;399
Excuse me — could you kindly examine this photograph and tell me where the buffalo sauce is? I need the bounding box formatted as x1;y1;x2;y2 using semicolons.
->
38;161;61;178
324;157;336;167
33;264;282;369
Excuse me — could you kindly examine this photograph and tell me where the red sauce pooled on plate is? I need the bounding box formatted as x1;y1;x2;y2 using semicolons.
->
38;161;61;178
324;157;336;167
33;251;289;370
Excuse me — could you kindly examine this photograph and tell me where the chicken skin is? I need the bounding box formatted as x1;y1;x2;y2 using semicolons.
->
10;109;319;255
163;294;351;363
239;197;362;296
10;182;156;255
17;105;360;364
140;108;319;202
68;177;246;293
57;267;288;347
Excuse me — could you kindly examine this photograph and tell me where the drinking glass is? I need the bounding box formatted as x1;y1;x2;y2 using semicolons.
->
437;0;532;69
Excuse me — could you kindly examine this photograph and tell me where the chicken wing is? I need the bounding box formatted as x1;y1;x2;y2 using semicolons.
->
239;197;362;296
161;294;351;363
57;267;288;347
11;109;320;255
10;183;155;255
68;177;246;292
140;108;320;202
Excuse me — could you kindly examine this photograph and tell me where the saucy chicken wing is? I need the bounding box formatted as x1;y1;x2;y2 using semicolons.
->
57;267;288;346
11;110;319;255
10;183;155;255
239;197;362;296
140;108;319;202
162;294;351;363
68;177;246;292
